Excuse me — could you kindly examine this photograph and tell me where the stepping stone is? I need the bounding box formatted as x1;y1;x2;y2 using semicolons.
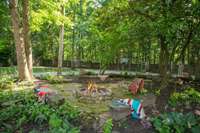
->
110;100;129;121
94;112;112;133
112;131;120;133
137;93;156;107
47;94;65;106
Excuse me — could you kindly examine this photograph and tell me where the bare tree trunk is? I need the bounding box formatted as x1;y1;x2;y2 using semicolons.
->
153;48;156;64
22;0;33;79
10;0;31;81
128;49;132;71
76;32;81;68
71;9;76;69
195;56;200;79
58;5;65;75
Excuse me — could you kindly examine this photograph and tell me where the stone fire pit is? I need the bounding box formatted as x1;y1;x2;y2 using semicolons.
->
75;81;112;103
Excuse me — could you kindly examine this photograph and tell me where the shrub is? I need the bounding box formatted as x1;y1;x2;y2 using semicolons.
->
85;71;96;75
169;88;200;107
153;88;161;96
0;76;14;90
151;112;200;133
139;88;148;95
103;118;113;133
0;90;80;132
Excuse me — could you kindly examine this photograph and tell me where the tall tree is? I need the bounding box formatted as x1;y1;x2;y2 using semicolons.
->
9;0;32;81
58;4;65;75
22;0;33;78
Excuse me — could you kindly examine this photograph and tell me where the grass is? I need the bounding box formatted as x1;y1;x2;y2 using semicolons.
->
0;66;143;77
0;66;18;75
0;66;80;76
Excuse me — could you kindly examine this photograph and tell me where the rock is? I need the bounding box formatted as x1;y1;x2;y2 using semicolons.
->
185;102;191;109
92;121;99;131
94;112;112;132
194;110;200;116
119;81;130;88
47;93;65;106
79;111;98;131
112;131;120;133
110;100;129;121
172;108;176;111
76;88;112;103
138;93;156;107
164;105;168;110
80;69;87;75
98;75;109;81
152;109;160;115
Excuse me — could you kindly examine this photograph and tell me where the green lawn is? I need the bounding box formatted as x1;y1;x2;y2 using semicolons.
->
0;66;78;76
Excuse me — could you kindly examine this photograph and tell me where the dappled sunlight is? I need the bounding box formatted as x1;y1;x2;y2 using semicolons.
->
1;0;200;132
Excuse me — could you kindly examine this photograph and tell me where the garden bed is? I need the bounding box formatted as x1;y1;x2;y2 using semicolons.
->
0;75;200;133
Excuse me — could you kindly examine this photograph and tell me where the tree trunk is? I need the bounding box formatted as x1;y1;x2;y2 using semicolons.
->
187;46;190;64
195;56;200;79
22;0;33;79
76;32;81;67
57;5;65;75
156;34;172;112
71;10;76;69
153;48;156;64
128;49;132;71
159;35;169;80
180;29;193;64
75;0;83;68
10;0;31;81
156;1;174;112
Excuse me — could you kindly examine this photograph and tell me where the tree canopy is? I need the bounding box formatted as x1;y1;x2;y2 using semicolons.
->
0;0;200;77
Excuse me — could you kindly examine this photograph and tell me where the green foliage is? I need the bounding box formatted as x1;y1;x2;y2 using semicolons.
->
155;89;161;96
152;88;161;96
0;90;80;132
0;1;13;67
49;113;62;128
0;76;14;90
169;88;200;107
58;102;80;120
139;88;148;95
151;112;200;133
30;0;71;32
0;0;200;78
85;71;96;75
0;67;17;75
103;118;113;133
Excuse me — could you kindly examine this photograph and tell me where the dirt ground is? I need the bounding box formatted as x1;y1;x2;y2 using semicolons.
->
48;76;158;133
36;75;200;132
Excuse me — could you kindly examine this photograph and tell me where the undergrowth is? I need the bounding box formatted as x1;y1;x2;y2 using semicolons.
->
103;118;113;133
41;75;64;84
151;112;200;133
0;90;80;133
169;88;200;107
0;76;15;90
